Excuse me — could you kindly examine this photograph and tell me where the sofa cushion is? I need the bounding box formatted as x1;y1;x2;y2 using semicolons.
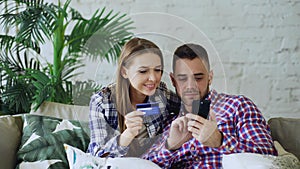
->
0;115;22;169
268;117;300;160
30;101;89;122
16;114;90;169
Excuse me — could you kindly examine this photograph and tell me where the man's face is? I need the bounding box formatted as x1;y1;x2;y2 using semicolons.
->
170;57;213;111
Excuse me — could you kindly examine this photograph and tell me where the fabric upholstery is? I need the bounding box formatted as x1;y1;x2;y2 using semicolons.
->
0;115;22;169
268;117;300;160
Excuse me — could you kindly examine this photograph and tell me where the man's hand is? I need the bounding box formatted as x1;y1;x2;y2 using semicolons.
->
166;116;192;150
119;111;144;146
186;111;223;147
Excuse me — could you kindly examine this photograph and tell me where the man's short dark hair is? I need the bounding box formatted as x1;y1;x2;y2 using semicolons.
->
172;43;210;72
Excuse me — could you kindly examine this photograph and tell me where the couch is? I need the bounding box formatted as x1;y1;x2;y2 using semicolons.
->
0;101;299;169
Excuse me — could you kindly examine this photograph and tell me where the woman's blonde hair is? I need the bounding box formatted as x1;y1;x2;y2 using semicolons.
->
115;37;163;133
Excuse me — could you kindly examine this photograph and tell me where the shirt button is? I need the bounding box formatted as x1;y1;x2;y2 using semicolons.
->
191;147;195;151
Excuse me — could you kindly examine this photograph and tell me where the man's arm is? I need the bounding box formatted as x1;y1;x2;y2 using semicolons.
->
215;96;277;155
142;119;190;168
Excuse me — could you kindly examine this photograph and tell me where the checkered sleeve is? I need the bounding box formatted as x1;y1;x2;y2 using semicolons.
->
141;124;178;168
88;92;129;157
216;96;277;156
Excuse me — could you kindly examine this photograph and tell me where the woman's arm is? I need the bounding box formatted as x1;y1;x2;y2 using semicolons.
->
88;92;129;157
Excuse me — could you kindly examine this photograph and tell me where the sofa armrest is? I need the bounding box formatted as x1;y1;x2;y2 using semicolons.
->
0;115;23;169
268;117;300;160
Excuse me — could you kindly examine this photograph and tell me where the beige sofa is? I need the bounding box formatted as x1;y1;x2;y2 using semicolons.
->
0;101;299;169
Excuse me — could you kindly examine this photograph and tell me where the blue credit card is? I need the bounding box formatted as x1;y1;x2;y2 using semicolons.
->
136;102;160;116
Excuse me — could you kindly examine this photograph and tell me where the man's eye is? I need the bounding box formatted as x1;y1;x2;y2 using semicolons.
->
139;70;147;74
195;77;203;81
155;69;162;72
178;78;187;81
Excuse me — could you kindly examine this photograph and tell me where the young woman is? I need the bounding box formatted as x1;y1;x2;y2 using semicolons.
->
88;37;180;157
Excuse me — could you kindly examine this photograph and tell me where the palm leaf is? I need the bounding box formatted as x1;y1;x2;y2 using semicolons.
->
0;51;41;114
67;7;134;62
72;80;102;106
0;0;57;45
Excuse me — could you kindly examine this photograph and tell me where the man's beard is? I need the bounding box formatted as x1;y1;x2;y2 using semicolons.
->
177;85;210;107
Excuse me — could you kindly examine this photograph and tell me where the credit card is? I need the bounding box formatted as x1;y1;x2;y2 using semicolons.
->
136;102;160;116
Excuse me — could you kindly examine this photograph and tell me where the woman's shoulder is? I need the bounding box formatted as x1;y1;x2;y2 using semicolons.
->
157;81;169;91
91;83;116;100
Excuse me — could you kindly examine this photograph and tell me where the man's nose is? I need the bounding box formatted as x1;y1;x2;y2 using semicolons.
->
187;78;197;89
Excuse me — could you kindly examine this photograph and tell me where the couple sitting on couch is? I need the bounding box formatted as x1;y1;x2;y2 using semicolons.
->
88;37;277;168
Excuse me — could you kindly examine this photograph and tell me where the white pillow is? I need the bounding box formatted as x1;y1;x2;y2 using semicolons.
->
64;144;161;169
222;153;277;169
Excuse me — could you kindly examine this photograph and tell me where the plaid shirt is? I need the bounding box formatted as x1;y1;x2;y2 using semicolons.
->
142;89;277;169
88;82;180;157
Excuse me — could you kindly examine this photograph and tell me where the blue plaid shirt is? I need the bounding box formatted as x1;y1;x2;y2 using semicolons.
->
88;82;180;157
142;89;277;169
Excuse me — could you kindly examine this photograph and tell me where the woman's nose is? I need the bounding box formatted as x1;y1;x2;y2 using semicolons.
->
148;70;160;81
148;72;156;81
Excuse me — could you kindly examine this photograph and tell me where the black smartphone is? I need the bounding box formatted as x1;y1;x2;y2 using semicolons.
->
192;99;211;119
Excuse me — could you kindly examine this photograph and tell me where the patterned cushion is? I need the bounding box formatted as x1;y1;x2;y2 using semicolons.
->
16;114;90;169
64;144;161;169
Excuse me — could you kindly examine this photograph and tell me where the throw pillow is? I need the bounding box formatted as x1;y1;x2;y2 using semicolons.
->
222;153;276;169
16;114;90;169
0;115;22;169
30;101;90;122
222;152;300;169
64;144;161;169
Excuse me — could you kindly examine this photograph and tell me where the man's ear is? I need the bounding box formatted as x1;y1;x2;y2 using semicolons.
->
121;66;128;79
208;70;213;85
169;72;176;87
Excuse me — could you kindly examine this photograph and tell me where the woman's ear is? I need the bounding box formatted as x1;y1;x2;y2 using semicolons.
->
208;70;213;85
121;67;128;79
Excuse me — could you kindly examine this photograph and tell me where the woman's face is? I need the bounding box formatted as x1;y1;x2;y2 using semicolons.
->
122;53;162;97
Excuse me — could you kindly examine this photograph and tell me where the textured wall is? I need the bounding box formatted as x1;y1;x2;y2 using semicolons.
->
10;0;300;119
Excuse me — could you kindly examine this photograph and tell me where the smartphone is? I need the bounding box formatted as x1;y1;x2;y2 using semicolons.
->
136;102;160;116
192;99;211;119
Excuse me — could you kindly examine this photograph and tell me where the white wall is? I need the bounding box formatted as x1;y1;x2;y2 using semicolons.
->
5;0;300;119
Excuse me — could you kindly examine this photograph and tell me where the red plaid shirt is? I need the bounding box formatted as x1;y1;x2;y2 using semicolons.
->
142;89;277;169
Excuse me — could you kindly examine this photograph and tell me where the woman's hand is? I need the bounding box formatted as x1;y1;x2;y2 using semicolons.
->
119;111;144;146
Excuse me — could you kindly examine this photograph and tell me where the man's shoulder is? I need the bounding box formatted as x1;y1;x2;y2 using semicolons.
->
212;90;256;106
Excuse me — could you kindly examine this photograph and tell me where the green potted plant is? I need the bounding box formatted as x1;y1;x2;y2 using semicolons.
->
0;0;133;115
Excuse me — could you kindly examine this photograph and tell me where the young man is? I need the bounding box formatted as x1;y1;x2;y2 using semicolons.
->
142;44;277;168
